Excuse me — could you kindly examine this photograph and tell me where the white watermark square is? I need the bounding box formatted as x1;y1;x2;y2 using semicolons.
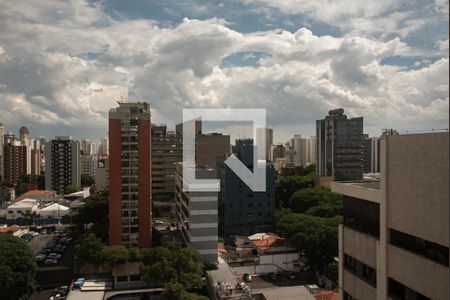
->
182;108;267;192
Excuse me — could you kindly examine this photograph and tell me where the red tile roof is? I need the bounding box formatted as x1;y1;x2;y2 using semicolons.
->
0;225;18;233
15;190;56;202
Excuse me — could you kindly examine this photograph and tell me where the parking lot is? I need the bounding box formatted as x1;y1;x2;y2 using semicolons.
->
29;234;55;255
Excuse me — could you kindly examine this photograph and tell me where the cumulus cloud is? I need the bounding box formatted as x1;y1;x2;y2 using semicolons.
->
0;0;448;141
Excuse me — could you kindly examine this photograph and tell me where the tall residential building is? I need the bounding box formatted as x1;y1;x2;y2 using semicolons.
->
292;134;309;166
44;136;81;194
98;136;109;156
109;102;152;249
271;143;285;162
256;127;273;161
316;108;364;181
80;154;97;180
0;123;4;181
19;126;29;141
95;157;109;190
151;124;180;194
30;139;42;176
3;140;28;185
332;131;449;300
175;163;219;264
308;136;316;165
219;139;276;237
362;136;381;174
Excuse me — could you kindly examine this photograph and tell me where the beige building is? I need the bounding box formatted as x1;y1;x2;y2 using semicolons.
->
331;131;449;300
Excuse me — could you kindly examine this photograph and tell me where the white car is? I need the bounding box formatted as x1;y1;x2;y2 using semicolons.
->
49;293;66;300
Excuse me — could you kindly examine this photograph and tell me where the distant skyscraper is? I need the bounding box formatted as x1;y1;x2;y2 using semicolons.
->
362;137;381;173
256;127;273;161
0;123;4;181
308;136;316;165
292;134;310;166
109;102;152;248
19;126;29;141
44;136;81;194
98;136;109;156
80;154;97;180
316;108;364;181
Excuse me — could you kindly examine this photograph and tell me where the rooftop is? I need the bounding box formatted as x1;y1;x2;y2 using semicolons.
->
252;285;316;300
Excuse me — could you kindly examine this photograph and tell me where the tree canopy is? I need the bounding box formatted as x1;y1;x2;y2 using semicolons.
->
81;174;95;188
140;245;203;290
276;213;342;268
72;189;109;241
288;187;343;217
102;245;129;266
275;175;313;208
75;233;105;264
161;281;209;300
0;234;37;300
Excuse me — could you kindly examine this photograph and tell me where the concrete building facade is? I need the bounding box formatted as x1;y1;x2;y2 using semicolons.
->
332;131;449;300
316;108;364;181
109;102;152;249
44;136;80;195
175;163;219;264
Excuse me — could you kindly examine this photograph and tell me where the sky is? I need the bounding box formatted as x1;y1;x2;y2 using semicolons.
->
0;0;448;143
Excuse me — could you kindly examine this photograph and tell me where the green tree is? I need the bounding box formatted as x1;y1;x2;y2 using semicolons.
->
276;175;313;208
302;164;315;176
288;187;342;216
75;233;104;264
128;247;141;262
66;184;80;194
140;246;203;290
81;174;95;188
0;234;37;300
72;190;109;241
161;281;209;300
274;207;292;222
276;213;341;268
102;245;129;266
0;181;11;206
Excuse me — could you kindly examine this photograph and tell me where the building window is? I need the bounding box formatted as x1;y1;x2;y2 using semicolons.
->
344;254;376;287
390;229;449;266
343;291;357;300
343;196;379;238
117;276;128;283
130;275;141;281
388;277;431;300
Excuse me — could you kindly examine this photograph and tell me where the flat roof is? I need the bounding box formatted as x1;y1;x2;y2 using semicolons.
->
66;290;104;300
207;257;238;286
252;286;315;300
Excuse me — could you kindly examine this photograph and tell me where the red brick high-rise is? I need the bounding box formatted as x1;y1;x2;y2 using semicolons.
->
109;102;152;248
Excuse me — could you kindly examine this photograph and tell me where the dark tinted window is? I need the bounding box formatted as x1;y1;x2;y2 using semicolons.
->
390;229;449;266
344;196;380;237
388;277;431;300
344;254;376;287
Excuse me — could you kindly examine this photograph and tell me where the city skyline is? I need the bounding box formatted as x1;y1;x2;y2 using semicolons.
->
0;0;448;143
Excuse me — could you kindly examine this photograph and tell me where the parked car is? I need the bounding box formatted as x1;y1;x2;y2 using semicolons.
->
41;248;52;254
243;273;252;282
47;253;61;260
49;293;66;300
288;273;296;280
270;273;277;280
44;258;58;265
53;245;66;253
36;254;47;262
54;285;68;295
73;278;85;289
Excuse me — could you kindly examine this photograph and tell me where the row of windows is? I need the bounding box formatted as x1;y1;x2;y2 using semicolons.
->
390;229;449;266
344;254;376;287
343;291;357;300
388;277;430;300
343;196;380;238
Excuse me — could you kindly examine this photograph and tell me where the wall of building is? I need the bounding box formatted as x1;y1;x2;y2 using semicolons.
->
386;132;449;247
